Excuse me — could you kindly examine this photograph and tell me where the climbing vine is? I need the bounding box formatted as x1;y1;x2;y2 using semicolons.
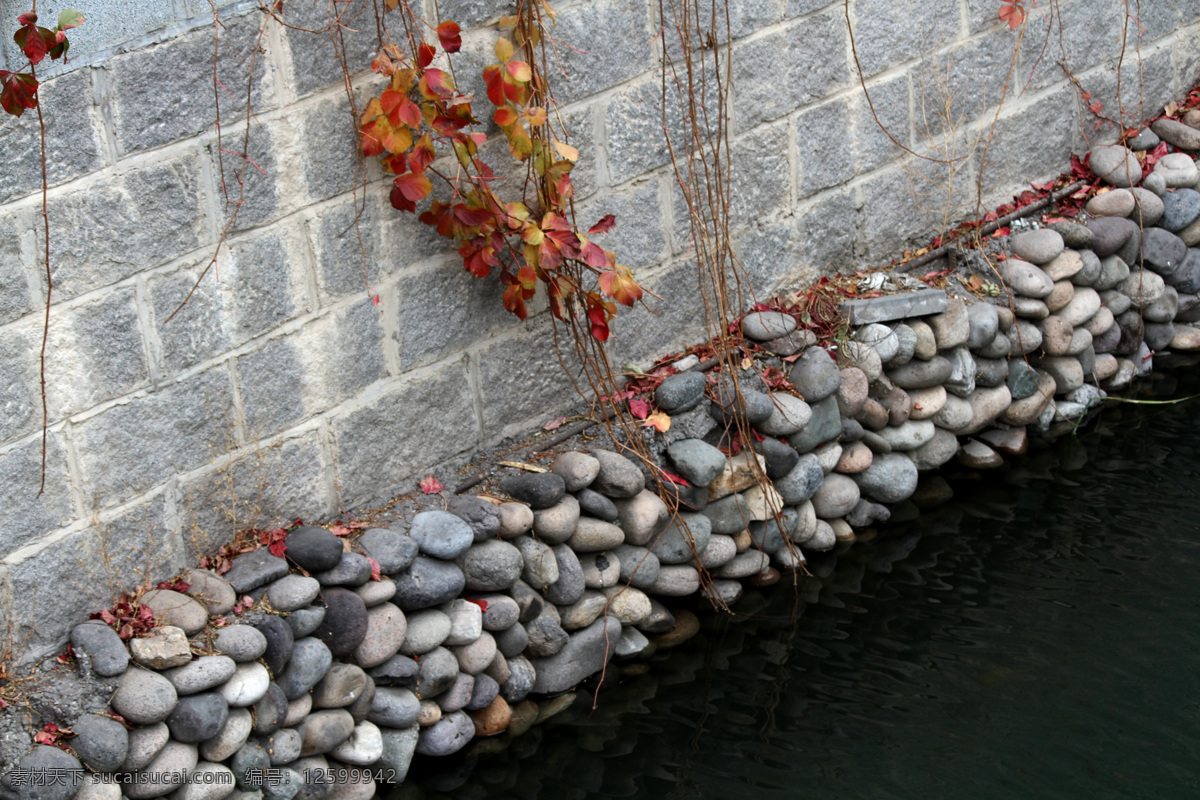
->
359;1;642;341
2;7;84;492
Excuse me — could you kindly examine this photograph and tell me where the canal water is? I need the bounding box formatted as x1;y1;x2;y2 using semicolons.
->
401;372;1200;800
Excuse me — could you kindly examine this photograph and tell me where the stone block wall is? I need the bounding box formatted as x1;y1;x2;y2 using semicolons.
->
1;0;1198;660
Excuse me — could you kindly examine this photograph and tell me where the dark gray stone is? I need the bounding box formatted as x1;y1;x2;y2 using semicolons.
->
448;495;503;542
277;637;333;700
525;613;570;658
368;654;419;686
368;687;420;728
655;371;707;414
1114;227;1143;268
1161;189;1200;232
530;616;624;694
71;713;129;772
774;453;825;505
709;382;775;426
749;508;798;553
753;436;801;478
788;347;841;402
495;622;529;658
854;453;920;503
415;711;475;757
499;473;566;509
414;647;458;698
589;449;646;498
252;682;288;735
466;673;501;711
298;709;354;757
70;622;129;677
510;580;545;623
438;672;475;713
701;492;753;535
667;439;728;487
168;692;230;743
1086;216;1138;256
313;588;368;657
1006;360;1039;399
544;544;586;606
358;529;418;575
286;606;326;639
1;746;83;800
409;510;475;560
285;527;345;572
651;513;713;565
575;488;619;521
225;550;290;594
611;544;661;590
393;557;466;610
314;552;373;587
255;615;295;676
888;356;954;389
456;540;523;592
1048;221;1094;249
787;395;842;452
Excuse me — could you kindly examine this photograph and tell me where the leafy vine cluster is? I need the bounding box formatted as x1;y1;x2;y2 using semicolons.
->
358;2;642;342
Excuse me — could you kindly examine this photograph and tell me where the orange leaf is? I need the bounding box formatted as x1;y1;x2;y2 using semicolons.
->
642;412;671;433
493;106;519;127
506;61;532;82
552;139;579;162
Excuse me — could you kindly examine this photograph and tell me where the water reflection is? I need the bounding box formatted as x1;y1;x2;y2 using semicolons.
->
397;374;1200;800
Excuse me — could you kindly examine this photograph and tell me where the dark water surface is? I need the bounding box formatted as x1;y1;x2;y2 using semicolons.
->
401;375;1200;800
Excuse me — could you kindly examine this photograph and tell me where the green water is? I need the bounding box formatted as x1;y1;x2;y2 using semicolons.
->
403;375;1200;800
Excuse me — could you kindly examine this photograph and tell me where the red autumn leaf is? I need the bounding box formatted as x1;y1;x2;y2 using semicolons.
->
998;2;1025;30
581;240;608;268
268;538;287;558
452;203;493;226
588;302;610;342
367;557;382;581
599;267;642;307
419;474;445;493
482;64;505;106
420;68;455;98
408;135;436;171
503;282;530;318
397;97;422;128
17;11;36;26
436;21;462;53
417;42;436;68
389;184;415;212
543;416;567;431
0;71;38;117
660;470;689;486
360;119;386;157
588;214;616;234
14;23;49;65
394;170;433;202
465;598;489;612
628;397;650;419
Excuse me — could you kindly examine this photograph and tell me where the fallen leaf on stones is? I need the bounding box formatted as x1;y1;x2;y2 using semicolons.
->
542;416;567;431
466;598;489;612
420;475;445;493
368;557;382;582
641;412;671;433
628;398;650;419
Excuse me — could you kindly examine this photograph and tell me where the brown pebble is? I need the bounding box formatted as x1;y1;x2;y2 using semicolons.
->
471;696;512;737
749;567;781;587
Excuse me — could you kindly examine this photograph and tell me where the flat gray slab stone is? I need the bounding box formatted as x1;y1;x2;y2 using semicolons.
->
842;289;948;324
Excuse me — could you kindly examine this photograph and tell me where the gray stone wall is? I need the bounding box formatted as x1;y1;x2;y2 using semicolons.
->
1;0;1198;659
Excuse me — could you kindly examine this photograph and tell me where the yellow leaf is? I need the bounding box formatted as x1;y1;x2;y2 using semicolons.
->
552;140;579;162
495;37;514;62
642;412;671;433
